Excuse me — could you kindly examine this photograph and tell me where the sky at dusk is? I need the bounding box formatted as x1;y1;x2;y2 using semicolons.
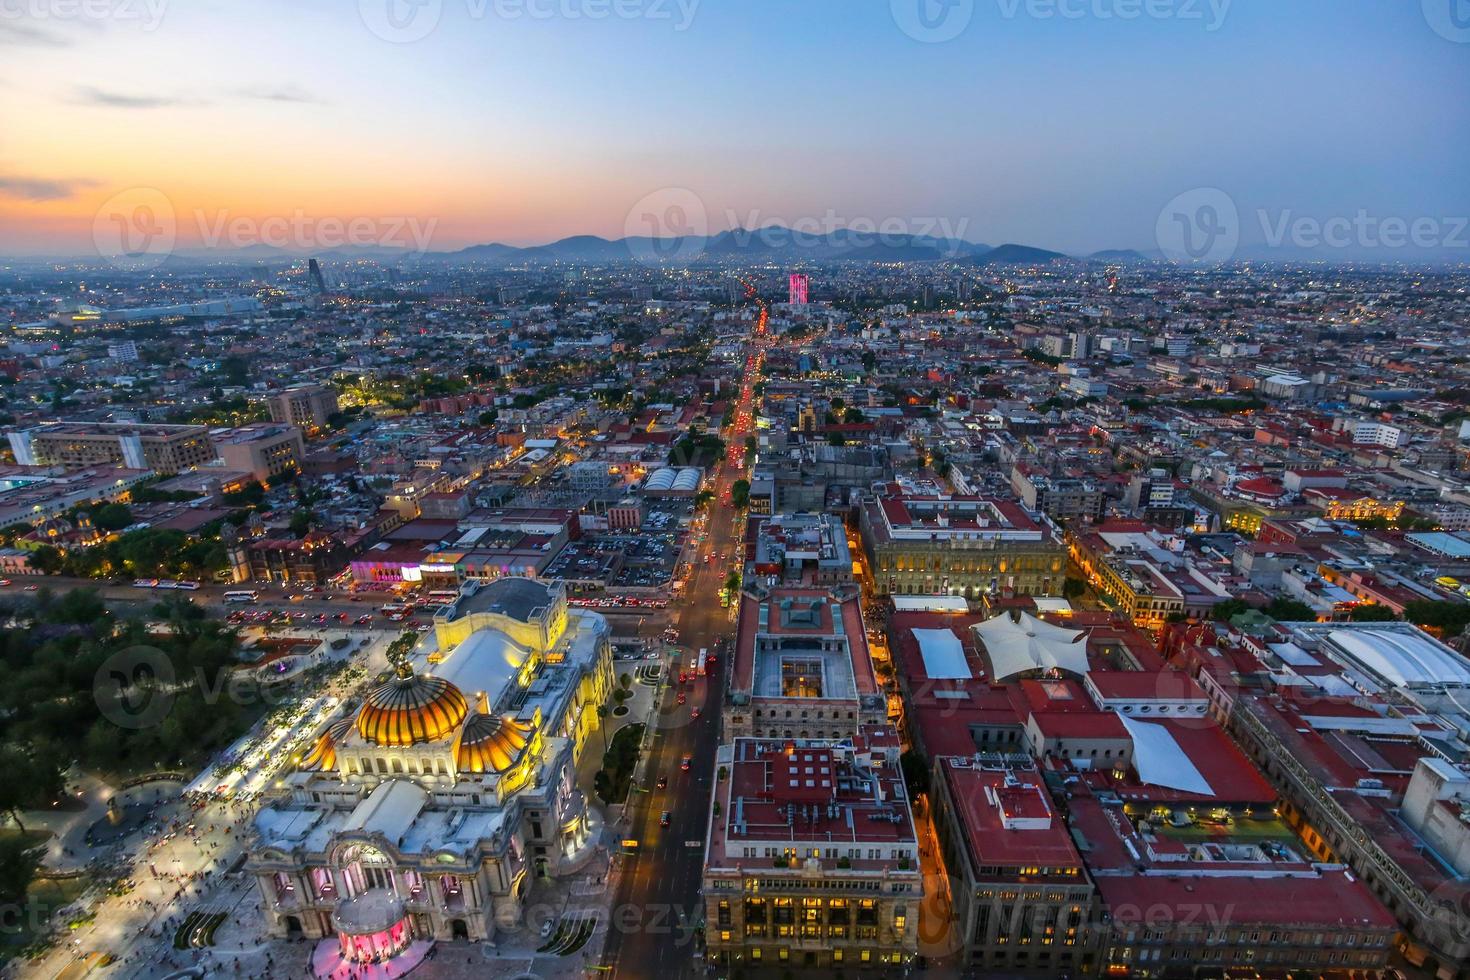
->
0;0;1467;257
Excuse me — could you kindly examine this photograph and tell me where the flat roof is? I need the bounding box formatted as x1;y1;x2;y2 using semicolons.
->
941;761;1084;874
912;628;972;680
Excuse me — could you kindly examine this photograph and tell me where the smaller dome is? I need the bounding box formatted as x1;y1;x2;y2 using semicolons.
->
456;714;533;774
300;717;353;772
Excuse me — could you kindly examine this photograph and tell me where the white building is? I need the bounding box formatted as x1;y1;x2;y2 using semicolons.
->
247;578;612;964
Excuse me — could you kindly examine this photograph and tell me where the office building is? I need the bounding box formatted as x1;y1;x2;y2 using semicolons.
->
7;421;215;475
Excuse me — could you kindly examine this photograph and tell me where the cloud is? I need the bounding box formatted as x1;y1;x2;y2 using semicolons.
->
238;85;323;105
0;175;97;202
73;86;195;109
0;22;72;47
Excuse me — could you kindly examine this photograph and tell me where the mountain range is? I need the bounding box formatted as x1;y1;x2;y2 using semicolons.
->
152;228;1156;267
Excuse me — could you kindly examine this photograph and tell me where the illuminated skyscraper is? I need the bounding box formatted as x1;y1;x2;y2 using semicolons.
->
788;272;809;306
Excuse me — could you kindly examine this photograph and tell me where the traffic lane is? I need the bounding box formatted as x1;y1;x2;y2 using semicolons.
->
616;738;707;969
609;644;719;967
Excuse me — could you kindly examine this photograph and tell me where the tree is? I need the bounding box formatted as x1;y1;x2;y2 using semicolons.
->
1210;598;1251;622
842;407;865;424
218;355;251;387
1062;577;1087;600
1348;603;1397;623
731;479;751;509
0;744;63;834
28;545;63;576
91;503;134;532
1265;597;1317;622
289;509;315;539
1403;600;1470;637
0;834;39;904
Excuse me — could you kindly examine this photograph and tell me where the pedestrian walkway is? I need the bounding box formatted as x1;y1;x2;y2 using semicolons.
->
311;938;434;979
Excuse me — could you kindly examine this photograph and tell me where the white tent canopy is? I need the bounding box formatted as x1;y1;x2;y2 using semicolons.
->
1119;715;1214;796
892;595;970;613
972;611;1089;681
911;628;971;680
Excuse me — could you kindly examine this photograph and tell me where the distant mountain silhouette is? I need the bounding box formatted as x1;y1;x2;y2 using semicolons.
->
90;230;1133;268
447;227;992;264
971;243;1068;266
451;242;523;260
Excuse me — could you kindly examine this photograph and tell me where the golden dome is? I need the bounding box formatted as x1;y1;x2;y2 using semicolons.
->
300;717;353;771
455;714;533;774
356;670;469;748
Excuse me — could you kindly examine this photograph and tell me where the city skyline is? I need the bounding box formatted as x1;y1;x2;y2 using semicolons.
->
1;0;1467;260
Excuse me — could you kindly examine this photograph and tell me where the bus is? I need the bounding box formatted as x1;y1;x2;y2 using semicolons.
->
427;590;460;603
223;590;259;604
381;603;411;622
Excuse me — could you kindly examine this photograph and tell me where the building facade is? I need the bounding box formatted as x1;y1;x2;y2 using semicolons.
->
247;579;612;963
7;422;215;475
213;423;306;484
931;758;1104;975
702;734;921;972
268;384;340;433
859;485;1066;599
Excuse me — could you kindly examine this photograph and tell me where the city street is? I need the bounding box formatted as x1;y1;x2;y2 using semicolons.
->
600;295;769;979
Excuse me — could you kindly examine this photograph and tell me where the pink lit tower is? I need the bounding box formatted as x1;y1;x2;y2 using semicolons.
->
788;272;810;306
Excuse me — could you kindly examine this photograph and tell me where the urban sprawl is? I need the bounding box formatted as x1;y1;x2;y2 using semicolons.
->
2;255;1470;980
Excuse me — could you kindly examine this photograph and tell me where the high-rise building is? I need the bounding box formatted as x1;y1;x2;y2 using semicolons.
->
212;423;306;484
267;384;340;434
6;421;215;475
788;273;809;307
307;258;328;295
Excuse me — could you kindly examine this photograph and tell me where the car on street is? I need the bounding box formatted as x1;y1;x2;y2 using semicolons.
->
680;756;691;771
656;776;667;789
659;811;671;827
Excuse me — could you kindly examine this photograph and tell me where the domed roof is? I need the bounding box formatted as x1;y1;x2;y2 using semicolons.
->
356;667;469;748
455;713;533;774
300;717;353;771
